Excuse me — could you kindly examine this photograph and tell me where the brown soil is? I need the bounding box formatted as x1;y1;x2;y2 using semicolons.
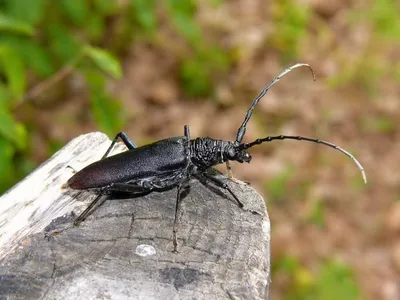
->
19;1;399;299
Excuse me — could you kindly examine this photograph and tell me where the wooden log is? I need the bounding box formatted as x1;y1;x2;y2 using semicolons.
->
0;132;271;299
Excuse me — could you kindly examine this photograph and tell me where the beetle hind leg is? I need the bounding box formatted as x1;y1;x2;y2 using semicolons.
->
102;132;137;159
74;184;151;226
74;193;106;226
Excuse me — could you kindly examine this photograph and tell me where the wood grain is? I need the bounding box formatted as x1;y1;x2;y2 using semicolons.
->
0;132;270;299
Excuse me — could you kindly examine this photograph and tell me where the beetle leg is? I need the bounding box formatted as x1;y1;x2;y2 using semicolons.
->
184;125;191;141
74;193;105;226
102;132;137;159
224;161;249;186
74;184;151;226
202;172;244;208
107;183;150;194
172;184;183;253
225;161;234;178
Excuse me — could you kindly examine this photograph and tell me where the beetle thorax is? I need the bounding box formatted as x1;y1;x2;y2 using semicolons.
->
190;138;233;169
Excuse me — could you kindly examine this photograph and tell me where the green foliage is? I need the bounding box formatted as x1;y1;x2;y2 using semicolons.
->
167;0;200;45
60;0;89;26
359;115;394;134
273;256;361;300
3;0;45;25
368;0;400;41
84;46;122;79
264;167;295;202
0;44;26;99
0;0;125;194
131;0;158;34
166;0;232;97
47;24;81;62
313;261;360;300
85;70;124;136
307;199;326;227
328;0;398;91
0;138;16;192
269;0;310;59
0;13;35;35
1;36;55;77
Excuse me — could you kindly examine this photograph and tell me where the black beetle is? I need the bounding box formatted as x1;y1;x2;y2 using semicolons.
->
66;63;366;251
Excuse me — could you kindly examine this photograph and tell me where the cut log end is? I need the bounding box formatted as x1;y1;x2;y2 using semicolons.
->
0;132;271;300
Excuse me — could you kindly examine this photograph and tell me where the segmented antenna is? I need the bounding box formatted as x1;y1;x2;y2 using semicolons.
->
235;63;316;145
240;135;367;183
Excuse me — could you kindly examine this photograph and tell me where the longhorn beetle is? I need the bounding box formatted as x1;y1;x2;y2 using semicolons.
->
66;63;367;251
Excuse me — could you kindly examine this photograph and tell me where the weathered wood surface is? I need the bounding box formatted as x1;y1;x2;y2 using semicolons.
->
0;132;270;300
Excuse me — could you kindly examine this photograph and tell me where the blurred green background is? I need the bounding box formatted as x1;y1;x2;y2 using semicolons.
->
0;0;398;299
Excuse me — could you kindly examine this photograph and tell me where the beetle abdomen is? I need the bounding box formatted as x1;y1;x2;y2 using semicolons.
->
68;137;188;189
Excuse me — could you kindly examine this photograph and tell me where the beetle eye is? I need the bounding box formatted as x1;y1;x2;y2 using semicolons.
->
241;151;252;163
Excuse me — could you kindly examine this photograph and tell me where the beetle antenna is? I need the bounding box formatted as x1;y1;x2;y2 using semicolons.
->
235;63;316;145
240;135;367;183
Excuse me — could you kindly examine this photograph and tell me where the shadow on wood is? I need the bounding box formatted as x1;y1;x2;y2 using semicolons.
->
0;132;270;300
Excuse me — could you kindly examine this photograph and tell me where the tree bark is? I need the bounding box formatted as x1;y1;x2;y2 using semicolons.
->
0;132;270;300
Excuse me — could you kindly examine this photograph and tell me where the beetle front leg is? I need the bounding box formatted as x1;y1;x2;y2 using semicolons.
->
102;132;137;159
225;161;249;186
225;161;234;178
202;172;244;208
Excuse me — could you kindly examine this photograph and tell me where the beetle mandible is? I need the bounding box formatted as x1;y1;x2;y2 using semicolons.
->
66;63;367;251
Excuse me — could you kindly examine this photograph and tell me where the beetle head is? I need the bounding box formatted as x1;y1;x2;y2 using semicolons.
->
224;144;252;163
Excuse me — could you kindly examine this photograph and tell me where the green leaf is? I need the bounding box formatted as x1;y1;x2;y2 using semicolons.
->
264;167;294;201
85;70;124;135
307;199;326;227
171;13;201;45
0;13;35;35
90;93;124;136
315;261;360;300
0;35;55;77
167;0;200;45
0;44;26;99
131;0;158;33
369;0;400;40
167;0;197;16
93;0;118;15
60;0;89;26
84;69;106;90
0;106;27;150
48;24;80;62
180;58;213;97
4;0;45;25
86;14;105;41
269;0;309;59
20;42;55;77
84;46;122;79
0;137;16;194
0;85;10;107
273;256;300;274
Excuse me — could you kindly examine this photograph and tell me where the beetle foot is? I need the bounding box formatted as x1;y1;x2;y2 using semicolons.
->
228;177;250;186
44;212;75;240
44;225;71;240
